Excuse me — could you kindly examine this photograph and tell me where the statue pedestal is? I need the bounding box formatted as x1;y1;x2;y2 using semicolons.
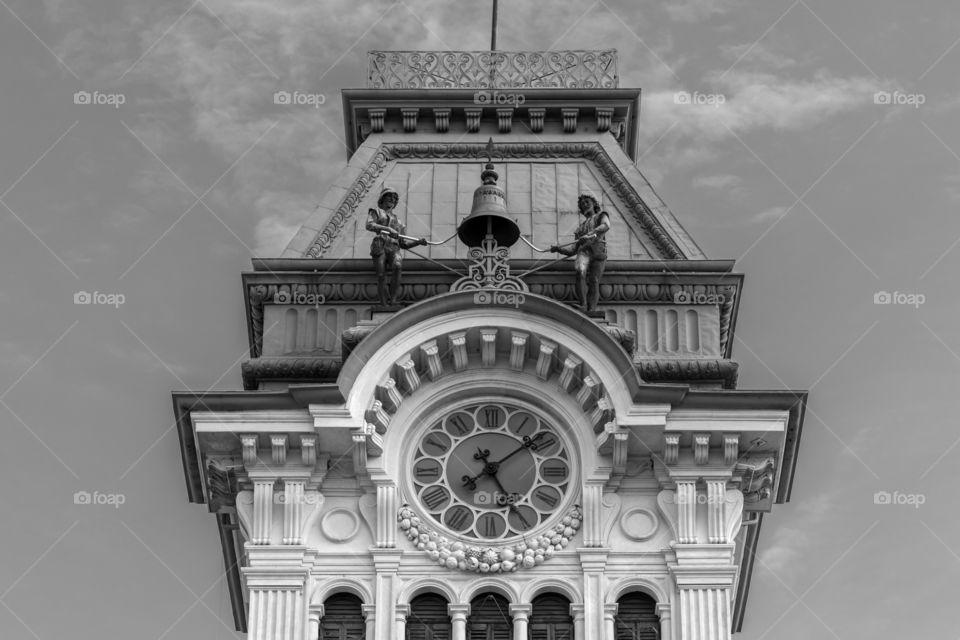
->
370;305;404;322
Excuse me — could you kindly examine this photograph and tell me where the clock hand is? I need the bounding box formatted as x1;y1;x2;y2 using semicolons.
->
490;432;545;467
461;448;495;490
484;469;531;529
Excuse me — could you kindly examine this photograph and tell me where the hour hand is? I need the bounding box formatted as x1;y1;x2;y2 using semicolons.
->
461;474;478;491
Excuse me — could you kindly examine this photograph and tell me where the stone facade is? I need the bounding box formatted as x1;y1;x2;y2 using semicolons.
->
171;49;806;640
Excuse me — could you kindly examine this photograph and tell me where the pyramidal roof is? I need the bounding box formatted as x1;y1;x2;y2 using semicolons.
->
281;50;705;262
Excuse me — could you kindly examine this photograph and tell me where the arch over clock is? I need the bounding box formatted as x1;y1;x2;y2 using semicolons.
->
338;291;651;424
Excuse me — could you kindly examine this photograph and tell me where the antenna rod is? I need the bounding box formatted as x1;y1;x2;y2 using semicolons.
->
491;0;499;50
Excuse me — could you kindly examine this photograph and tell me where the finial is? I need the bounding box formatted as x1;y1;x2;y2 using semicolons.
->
484;137;495;164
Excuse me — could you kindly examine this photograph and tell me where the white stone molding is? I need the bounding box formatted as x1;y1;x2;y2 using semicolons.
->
558;354;583;392
300;434;317;467
319;507;361;543
420;340;443;381
361;603;377;640
528;107;545;132
376;378;403;413
600;492;623;546
401;107;419;132
570;603;586;640
396;577;459;605
535;339;557;380
576;375;600;411
520;577;582;604
582;482;604;547
722;434;739;465
395;603;410;640
448;331;468;372
509;331;528;370
236;490;254;541
241;434;258;468
579;549;608;640
663;433;680;465
365;400;390;435
668;546;738;640
657;602;674;640
309;577;374;606
270;435;288;467
459;576;521;604
480;328;497;366
244;565;309;640
619;506;660;541
693;433;710;465
497;107;514;133
706;480;725;544
603;603;618;640
433;108;450;133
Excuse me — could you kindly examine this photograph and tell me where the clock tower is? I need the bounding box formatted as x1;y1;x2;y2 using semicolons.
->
172;48;806;640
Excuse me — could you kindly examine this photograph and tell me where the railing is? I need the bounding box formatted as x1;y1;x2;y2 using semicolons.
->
367;50;618;89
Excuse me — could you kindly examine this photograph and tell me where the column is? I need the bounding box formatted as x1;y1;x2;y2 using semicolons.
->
282;479;305;544
373;550;401;640
603;603;618;640
676;480;697;544
362;604;377;640
510;604;531;640
570;604;585;640
706;480;725;544
449;604;470;640
677;588;731;640
308;606;323;640
244;568;308;640
579;549;608;640
252;479;275;545
669;547;738;640
395;604;410;640
656;602;673;640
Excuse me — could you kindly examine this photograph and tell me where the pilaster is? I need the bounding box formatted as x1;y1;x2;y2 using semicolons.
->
449;603;470;640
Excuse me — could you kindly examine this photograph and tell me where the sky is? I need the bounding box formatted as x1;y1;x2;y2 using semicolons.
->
0;0;958;637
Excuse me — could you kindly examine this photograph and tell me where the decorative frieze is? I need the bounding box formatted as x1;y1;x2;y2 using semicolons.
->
433;108;450;133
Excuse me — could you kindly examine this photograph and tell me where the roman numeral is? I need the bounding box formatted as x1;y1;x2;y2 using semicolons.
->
542;465;566;478
449;415;470;435
423;487;448;510
415;464;439;478
424;436;446;453
514;416;529;434
446;507;470;530
535;490;558;507
483;408;499;428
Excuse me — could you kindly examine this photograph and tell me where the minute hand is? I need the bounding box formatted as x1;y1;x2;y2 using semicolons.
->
491;432;545;467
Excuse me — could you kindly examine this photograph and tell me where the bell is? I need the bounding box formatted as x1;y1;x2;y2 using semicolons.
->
457;161;521;248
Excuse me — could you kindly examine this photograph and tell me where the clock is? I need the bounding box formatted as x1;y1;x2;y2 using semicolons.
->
409;401;574;542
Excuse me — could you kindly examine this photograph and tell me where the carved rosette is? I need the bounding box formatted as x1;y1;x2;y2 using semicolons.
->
397;504;582;573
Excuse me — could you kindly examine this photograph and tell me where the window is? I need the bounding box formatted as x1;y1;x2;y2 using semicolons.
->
320;593;365;640
407;593;451;640
615;592;660;640
468;593;512;640
529;593;573;640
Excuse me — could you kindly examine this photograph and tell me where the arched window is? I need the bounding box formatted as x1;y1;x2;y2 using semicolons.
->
407;593;451;640
530;593;573;640
615;592;660;640
468;592;512;640
321;593;365;640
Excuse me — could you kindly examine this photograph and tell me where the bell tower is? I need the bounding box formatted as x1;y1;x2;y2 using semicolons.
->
171;43;806;640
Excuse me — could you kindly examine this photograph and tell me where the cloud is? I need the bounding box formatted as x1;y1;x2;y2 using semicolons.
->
693;173;742;189
759;492;835;575
664;0;740;23
750;205;789;225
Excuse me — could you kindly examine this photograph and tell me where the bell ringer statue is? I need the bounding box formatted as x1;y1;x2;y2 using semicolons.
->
366;186;427;306
550;193;611;313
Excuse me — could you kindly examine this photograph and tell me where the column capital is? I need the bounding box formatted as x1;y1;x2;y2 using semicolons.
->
395;603;410;618
448;603;471;620
509;603;532;619
570;603;586;619
309;605;324;620
603;602;619;618
656;602;672;618
361;603;377;618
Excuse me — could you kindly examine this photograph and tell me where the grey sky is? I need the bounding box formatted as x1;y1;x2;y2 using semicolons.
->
1;0;957;637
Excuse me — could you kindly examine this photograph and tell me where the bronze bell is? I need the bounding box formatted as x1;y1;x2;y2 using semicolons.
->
457;160;521;248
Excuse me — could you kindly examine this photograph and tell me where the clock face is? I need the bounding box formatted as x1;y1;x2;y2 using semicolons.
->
410;402;573;541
